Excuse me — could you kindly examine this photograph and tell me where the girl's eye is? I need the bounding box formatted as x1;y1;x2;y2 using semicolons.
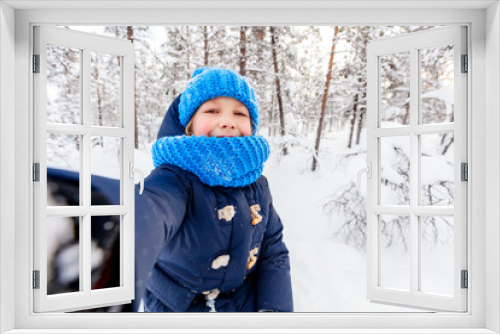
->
236;112;248;117
205;109;217;114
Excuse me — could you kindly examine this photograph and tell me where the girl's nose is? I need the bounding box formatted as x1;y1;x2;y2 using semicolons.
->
220;117;236;129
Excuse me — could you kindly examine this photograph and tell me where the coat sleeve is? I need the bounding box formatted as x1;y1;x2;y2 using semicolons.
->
255;182;294;312
134;165;189;307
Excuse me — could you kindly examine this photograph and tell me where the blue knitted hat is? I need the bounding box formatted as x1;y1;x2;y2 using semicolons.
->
179;67;259;134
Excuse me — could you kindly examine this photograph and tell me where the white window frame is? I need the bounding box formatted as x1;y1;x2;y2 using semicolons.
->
33;25;136;313
365;26;468;312
1;1;499;333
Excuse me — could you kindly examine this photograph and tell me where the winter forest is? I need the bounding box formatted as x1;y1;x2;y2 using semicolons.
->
46;25;456;312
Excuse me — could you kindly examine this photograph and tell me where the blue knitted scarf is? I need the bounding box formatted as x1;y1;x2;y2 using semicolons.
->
152;136;270;187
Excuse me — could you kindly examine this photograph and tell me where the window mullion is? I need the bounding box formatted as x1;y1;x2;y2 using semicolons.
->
45;124;129;137
373;205;454;216
410;47;420;295
81;47;92;294
79;213;90;293
373;124;455;138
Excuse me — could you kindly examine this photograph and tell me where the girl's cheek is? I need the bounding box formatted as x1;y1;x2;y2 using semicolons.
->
196;124;211;136
191;115;213;136
240;121;253;136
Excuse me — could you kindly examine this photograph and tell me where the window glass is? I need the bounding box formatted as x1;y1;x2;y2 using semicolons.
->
380;136;411;206
420;133;454;206
91;136;122;205
379;215;411;291
46;44;81;124
91;52;122;127
91;215;121;290
380;52;411;127
421;45;454;124
47;216;81;295
47;133;81;206
420;216;454;296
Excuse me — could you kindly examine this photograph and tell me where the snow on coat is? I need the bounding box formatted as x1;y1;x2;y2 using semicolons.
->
135;95;293;312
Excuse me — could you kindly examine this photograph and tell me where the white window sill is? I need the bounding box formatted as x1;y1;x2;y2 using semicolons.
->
3;329;498;334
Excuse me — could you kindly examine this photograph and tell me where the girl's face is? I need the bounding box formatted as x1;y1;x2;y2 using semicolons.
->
189;96;253;137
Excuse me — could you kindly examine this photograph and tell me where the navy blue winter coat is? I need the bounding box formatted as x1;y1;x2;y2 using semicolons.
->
135;95;293;312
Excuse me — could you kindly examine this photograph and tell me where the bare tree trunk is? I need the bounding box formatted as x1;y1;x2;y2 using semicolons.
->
402;100;410;125
312;26;339;171
203;26;209;66
329;108;334;132
355;108;365;146
270;26;288;156
126;26;139;149
239;26;247;76
269;89;275;137
113;27;122;67
304;55;312;137
92;53;104;146
348;93;359;149
98;86;103;129
353;36;368;147
186;26;191;79
355;76;367;146
441;135;454;155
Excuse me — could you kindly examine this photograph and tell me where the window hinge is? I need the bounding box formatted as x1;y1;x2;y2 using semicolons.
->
461;54;468;73
33;163;40;182
33;54;40;73
33;270;40;289
461;270;468;289
461;162;468;181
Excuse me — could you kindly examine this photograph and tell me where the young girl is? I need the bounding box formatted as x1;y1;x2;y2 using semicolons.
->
135;67;293;312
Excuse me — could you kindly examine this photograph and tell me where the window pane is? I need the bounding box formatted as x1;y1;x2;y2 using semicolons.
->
47;216;81;295
91;215;121;290
379;215;410;291
47;133;81;206
91;51;122;127
380;52;410;127
380;136;410;205
46;44;81;124
91;136;121;205
421;44;454;124
420;133;454;206
420;216;454;296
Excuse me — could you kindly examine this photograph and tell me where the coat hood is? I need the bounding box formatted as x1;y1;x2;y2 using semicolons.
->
157;94;185;139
